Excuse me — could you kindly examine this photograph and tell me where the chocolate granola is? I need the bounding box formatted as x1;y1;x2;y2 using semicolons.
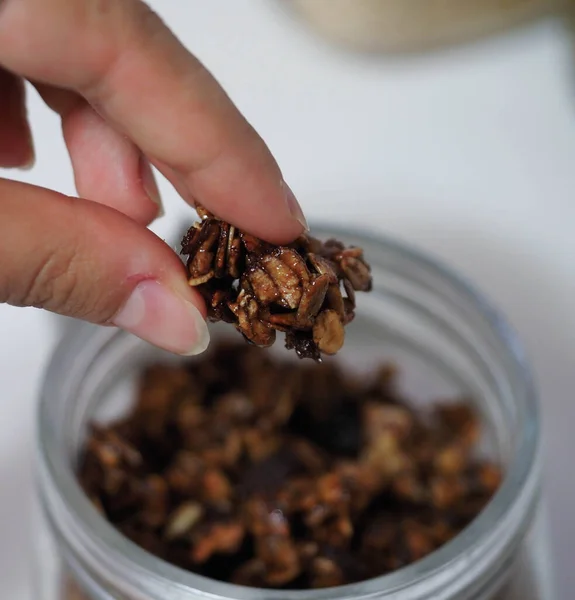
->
180;207;372;360
77;341;502;590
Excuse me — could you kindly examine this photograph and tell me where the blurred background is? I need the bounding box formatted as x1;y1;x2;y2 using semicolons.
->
1;1;575;598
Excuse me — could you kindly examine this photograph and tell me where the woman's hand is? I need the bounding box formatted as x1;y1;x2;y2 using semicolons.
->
0;0;307;354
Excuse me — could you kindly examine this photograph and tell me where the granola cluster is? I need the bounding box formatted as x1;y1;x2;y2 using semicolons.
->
181;207;372;360
78;341;502;590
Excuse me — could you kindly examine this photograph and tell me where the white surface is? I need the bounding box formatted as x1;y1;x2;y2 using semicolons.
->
1;2;574;598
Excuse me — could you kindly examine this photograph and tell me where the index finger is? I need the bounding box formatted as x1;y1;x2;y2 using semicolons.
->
0;0;307;243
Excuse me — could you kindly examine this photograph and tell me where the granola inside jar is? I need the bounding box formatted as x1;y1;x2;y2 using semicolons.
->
291;0;559;53
34;226;554;600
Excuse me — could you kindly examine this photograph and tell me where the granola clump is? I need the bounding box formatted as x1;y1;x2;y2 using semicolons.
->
180;207;372;360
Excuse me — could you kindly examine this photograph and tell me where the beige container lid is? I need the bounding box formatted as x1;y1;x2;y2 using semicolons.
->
291;0;560;52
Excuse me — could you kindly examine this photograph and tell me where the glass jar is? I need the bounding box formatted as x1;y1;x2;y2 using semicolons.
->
290;0;559;53
34;225;554;600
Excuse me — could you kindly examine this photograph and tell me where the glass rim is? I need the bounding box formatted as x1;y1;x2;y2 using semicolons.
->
37;224;541;600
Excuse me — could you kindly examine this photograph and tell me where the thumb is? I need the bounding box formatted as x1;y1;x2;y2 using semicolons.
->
0;178;209;356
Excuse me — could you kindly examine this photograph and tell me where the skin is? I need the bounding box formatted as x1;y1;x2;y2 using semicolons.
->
0;0;308;355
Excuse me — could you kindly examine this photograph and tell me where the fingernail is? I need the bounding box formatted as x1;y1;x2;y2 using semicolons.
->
16;155;36;171
282;180;309;231
17;112;36;171
113;280;210;356
140;157;164;217
16;137;36;171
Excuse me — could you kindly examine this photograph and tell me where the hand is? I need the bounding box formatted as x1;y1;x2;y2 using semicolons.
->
0;0;307;355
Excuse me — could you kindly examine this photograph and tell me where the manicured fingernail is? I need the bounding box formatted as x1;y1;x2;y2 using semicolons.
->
140;157;164;217
282;180;309;231
113;280;210;355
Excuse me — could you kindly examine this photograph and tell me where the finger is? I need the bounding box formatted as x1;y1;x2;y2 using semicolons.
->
0;68;34;168
62;101;163;225
0;0;307;242
36;84;162;225
0;177;209;356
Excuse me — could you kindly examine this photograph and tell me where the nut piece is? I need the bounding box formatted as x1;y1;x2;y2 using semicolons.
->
340;256;372;292
164;502;204;540
180;206;373;359
312;309;345;355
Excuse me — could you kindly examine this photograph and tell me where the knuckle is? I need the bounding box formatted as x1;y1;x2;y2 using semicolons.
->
8;239;109;322
79;0;167;100
17;243;78;311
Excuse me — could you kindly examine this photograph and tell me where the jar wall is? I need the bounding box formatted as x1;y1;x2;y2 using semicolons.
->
495;505;555;600
35;228;553;600
35;502;554;600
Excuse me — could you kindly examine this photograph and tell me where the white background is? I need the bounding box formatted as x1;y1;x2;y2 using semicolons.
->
1;2;574;598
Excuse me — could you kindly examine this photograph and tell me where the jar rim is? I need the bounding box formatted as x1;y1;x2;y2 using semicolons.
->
37;224;541;600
